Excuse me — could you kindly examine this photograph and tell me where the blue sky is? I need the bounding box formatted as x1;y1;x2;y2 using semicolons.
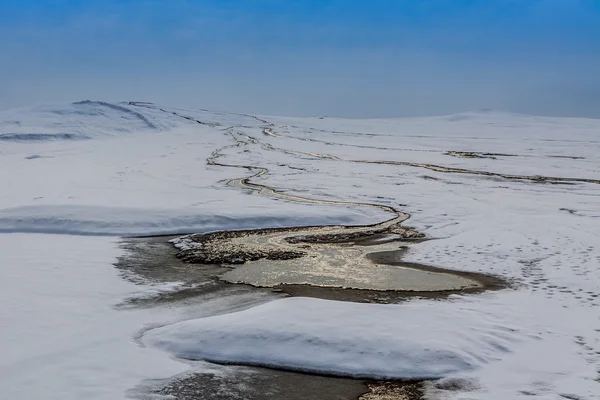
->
1;0;599;117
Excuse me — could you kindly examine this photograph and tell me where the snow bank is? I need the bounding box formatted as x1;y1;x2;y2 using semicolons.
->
143;296;526;379
0;205;372;236
0;233;188;399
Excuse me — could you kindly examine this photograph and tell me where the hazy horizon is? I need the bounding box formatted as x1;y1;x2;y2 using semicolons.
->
1;1;599;118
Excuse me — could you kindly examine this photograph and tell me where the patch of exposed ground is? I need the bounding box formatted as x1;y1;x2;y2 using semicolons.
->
446;151;587;161
174;221;495;292
175;219;422;266
360;381;424;400
445;151;515;159
351;159;600;185
148;369;369;400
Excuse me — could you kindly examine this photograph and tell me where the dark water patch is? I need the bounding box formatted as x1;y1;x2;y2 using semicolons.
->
361;381;424;400
146;368;368;400
139;366;425;400
353;159;600;185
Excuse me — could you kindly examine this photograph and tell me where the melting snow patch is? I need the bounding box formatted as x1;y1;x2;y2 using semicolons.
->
143;296;526;379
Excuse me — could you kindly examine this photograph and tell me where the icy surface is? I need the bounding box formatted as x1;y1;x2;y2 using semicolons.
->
3;101;600;399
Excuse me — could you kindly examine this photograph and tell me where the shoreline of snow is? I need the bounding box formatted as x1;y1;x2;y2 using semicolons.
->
0;204;389;237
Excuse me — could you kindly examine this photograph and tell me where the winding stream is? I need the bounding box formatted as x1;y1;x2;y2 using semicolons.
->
119;108;503;295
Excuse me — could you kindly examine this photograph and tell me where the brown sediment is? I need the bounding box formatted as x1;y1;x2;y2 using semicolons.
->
350;159;600;185
284;228;424;245
176;222;423;265
445;151;503;159
271;281;485;304
359;381;424;400
446;151;587;161
148;368;426;400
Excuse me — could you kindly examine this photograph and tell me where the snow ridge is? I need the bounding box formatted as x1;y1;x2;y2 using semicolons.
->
0;205;366;236
144;296;527;379
0;100;170;141
72;100;159;130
